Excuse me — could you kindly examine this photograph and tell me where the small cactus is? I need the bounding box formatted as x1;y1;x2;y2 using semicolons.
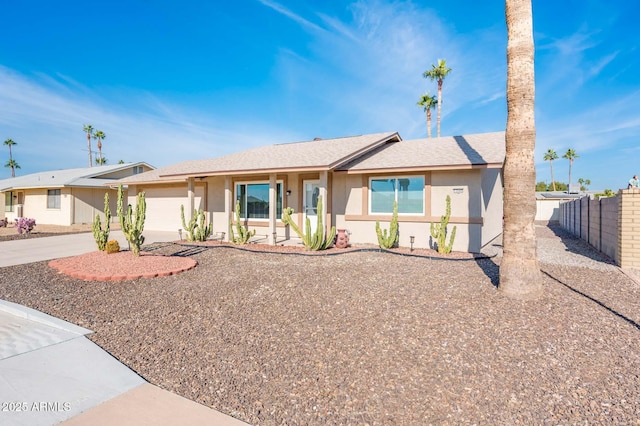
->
430;195;457;254
117;185;146;256
229;200;256;244
281;196;336;250
105;239;120;254
376;201;399;249
181;205;212;242
92;192;111;251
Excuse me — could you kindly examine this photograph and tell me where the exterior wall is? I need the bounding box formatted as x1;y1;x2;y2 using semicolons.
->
536;199;561;221
71;187;119;224
99;165;154;179
559;193;619;264
131;183;204;233
617;189;640;268
8;188;74;226
480;168;503;247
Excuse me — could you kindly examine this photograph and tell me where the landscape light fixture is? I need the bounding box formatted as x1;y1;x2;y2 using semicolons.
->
178;229;183;241
272;232;278;246
410;236;415;251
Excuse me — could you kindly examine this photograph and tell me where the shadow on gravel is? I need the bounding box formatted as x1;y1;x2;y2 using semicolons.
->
475;257;499;288
542;269;640;331
545;223;616;265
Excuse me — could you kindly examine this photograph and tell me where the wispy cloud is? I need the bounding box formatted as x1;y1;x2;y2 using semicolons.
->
256;0;325;33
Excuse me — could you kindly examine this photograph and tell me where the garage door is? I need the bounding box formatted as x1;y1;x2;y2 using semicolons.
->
141;185;204;232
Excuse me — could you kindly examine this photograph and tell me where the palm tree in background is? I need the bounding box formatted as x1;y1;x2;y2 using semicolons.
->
423;59;452;137
499;0;543;300
4;139;18;177
95;157;108;165
416;93;438;138
543;148;559;191
83;124;95;167
563;148;579;187
94;130;106;164
5;159;20;177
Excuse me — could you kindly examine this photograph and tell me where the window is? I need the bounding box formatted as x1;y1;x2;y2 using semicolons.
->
370;176;424;214
133;166;144;175
4;192;13;212
47;189;61;209
236;182;283;220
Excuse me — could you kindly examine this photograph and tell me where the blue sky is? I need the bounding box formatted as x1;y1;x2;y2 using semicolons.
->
1;0;638;191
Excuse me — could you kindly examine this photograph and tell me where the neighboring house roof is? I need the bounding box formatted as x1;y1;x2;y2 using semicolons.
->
118;132;401;185
0;163;154;191
337;132;506;173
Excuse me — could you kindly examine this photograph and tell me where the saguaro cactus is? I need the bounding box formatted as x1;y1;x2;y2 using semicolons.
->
376;201;399;249
229;200;256;244
117;185;146;256
430;195;457;254
281;196;336;250
92;192;111;251
181;205;212;242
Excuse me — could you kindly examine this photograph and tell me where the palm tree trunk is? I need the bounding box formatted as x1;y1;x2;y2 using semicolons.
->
499;0;543;300
550;160;556;191
436;81;442;137
568;161;572;186
87;134;93;167
427;109;432;138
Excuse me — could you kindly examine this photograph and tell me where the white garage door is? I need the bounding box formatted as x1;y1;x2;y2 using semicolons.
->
141;185;204;232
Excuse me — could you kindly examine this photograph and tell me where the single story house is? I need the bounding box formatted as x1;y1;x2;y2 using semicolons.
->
0;162;154;226
116;132;505;252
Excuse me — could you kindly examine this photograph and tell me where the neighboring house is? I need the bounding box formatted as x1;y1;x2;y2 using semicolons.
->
0;163;154;226
116;132;505;252
535;191;601;222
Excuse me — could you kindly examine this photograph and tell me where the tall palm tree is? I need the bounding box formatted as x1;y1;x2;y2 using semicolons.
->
563;148;579;187
543;148;559;191
499;0;542;300
95;157;108;165
94;130;106;163
416;93;438;138
5;159;20;177
83;124;95;167
423;59;452;137
4;138;16;162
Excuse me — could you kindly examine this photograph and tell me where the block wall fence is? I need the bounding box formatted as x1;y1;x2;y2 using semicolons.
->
559;189;640;268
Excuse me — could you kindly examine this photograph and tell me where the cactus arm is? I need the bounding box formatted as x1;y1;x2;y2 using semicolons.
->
375;201;398;249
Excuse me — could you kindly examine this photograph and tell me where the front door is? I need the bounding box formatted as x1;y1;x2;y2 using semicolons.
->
303;180;320;234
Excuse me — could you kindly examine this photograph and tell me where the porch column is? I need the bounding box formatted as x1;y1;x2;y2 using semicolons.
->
224;176;232;242
319;170;330;231
187;177;195;222
269;173;277;245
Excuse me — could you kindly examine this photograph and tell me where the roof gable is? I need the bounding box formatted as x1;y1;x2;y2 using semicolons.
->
338;132;505;173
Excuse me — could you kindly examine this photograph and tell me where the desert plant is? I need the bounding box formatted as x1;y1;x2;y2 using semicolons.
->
105;239;120;254
376;201;399;249
92;193;111;251
117;185;146;256
15;217;36;235
229;200;256;244
180;205;212;242
281;196;336;250
430;195;457;254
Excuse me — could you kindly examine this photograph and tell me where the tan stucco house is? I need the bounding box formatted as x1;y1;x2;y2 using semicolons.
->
0;162;154;226
116;132;504;253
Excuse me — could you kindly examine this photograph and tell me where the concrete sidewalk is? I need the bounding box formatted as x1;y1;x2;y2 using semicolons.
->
0;230;178;267
0;232;250;426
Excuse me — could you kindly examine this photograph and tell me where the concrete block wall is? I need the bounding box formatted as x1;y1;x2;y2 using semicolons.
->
558;191;625;266
617;189;640;268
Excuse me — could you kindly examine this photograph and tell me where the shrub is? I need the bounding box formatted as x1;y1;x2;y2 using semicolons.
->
105;240;120;254
15;217;36;235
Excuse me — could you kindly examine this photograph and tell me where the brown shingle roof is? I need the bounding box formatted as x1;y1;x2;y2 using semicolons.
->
118;132;400;184
338;132;505;173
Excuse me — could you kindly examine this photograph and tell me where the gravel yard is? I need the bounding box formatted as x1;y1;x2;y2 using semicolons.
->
1;224;640;424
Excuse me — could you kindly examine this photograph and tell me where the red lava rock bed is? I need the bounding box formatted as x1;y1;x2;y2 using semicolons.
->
49;250;197;281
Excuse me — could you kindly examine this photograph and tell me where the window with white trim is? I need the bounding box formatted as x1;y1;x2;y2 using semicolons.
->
370;176;424;214
235;182;283;220
47;189;61;209
4;191;14;212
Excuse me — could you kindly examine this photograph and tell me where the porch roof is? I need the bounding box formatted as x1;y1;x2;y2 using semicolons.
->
337;132;505;173
117;132;401;185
